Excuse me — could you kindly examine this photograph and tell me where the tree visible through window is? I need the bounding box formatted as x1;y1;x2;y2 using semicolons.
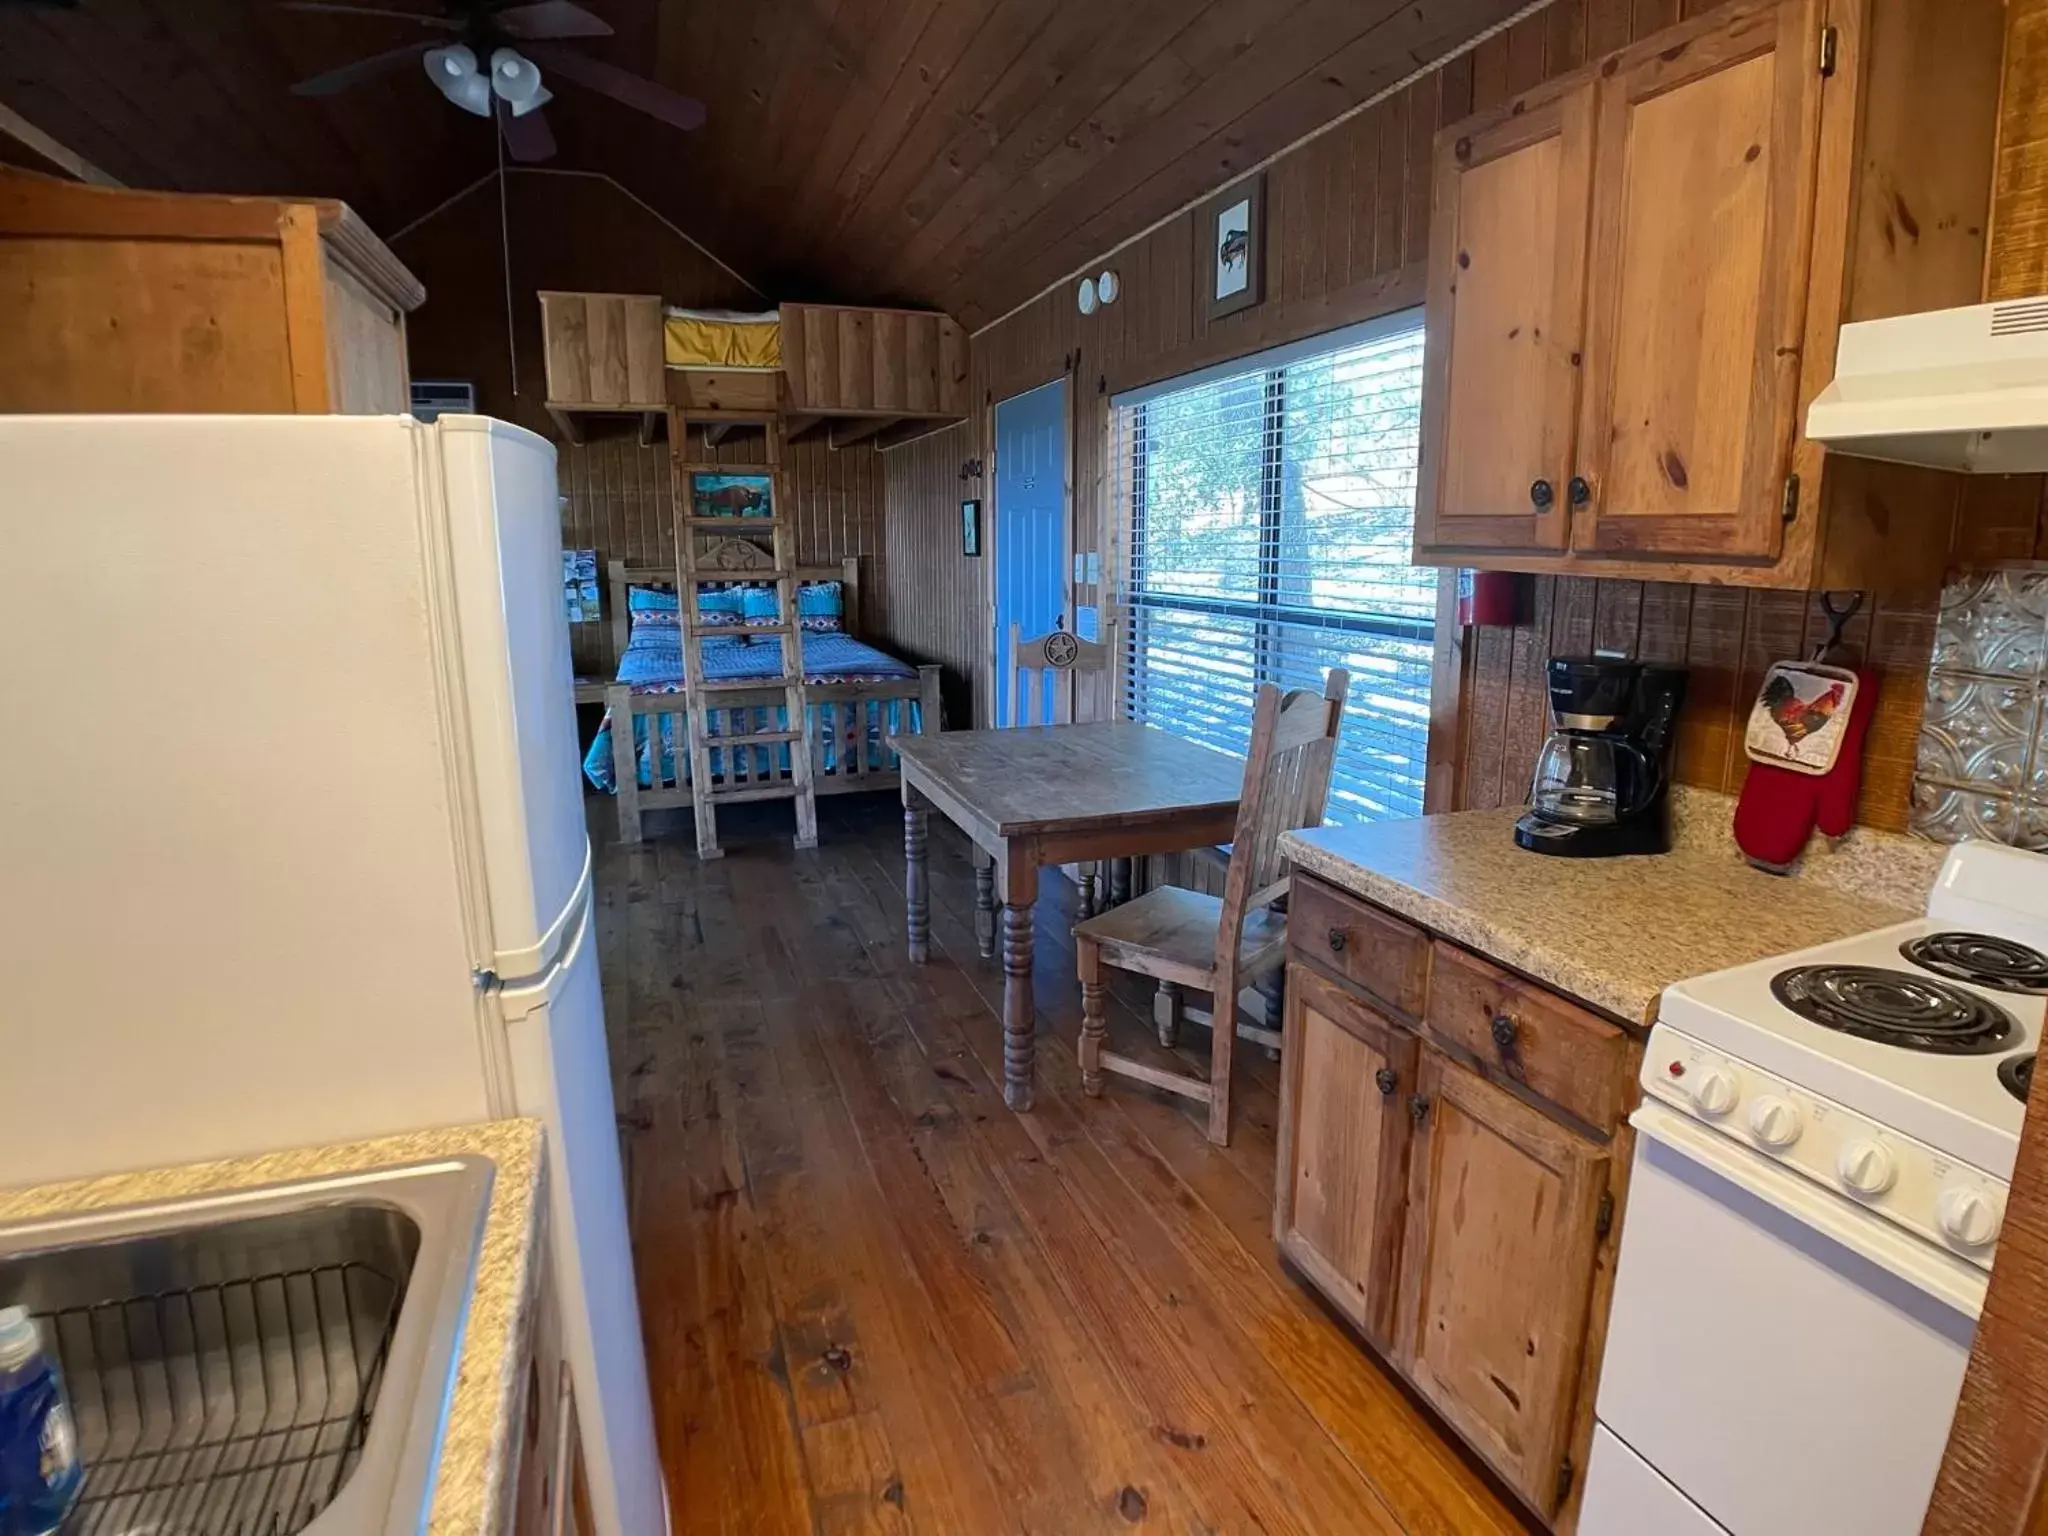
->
1116;314;1434;824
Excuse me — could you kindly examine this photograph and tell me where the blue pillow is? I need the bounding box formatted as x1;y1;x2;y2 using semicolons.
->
741;586;782;625
797;580;844;633
629;585;679;614
695;589;743;627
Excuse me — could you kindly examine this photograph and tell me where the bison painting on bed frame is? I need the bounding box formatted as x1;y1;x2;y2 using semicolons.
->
689;472;773;520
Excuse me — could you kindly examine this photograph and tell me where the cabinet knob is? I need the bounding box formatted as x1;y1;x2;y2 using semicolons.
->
1326;927;1347;954
1490;1013;1519;1050
1568;475;1592;508
1530;478;1555;510
1409;1094;1431;1124
1375;1067;1398;1097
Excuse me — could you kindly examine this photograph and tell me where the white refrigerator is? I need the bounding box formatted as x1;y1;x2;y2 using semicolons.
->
0;414;664;1536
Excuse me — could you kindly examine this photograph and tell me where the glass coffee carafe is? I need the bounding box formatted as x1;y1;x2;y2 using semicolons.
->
1529;734;1646;825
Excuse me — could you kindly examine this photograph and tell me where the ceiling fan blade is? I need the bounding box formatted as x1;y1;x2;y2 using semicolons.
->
278;2;463;28
523;43;705;132
497;99;558;162
288;37;436;96
494;0;613;39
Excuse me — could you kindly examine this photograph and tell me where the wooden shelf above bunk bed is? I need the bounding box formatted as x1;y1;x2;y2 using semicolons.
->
538;291;969;446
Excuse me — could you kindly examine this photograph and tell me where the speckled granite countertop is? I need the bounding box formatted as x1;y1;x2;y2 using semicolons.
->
1281;806;1926;1027
0;1119;546;1536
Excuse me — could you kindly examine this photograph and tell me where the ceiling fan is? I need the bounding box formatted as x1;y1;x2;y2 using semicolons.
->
282;0;706;163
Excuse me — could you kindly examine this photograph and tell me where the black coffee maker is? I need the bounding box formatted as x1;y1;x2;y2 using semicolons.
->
1514;655;1687;857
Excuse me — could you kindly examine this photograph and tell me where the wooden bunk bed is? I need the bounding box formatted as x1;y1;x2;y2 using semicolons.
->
594;555;942;846
545;288;962;853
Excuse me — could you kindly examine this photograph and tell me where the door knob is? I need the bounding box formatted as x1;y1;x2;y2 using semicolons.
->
1375;1068;1398;1096
1490;1013;1519;1050
1409;1094;1431;1124
1530;478;1555;510
1568;475;1592;508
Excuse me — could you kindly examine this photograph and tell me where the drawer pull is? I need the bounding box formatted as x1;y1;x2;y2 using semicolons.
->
1490;1013;1520;1050
1375;1067;1398;1096
1326;927;1348;954
1530;477;1555;510
1409;1094;1431;1124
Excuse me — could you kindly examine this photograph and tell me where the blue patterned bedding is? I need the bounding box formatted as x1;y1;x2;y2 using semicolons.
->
582;615;923;793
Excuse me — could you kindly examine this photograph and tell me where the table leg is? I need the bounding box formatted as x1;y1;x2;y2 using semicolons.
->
973;853;996;960
1000;857;1039;1113
1109;857;1132;908
904;791;930;965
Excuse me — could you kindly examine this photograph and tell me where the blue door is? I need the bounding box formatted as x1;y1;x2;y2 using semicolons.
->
993;378;1068;727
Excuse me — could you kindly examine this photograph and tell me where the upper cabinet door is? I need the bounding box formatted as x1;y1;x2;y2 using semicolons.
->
1414;81;1596;555
1571;0;1826;561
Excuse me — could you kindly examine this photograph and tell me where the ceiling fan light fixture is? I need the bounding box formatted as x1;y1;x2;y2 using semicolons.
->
490;47;550;114
423;43;492;115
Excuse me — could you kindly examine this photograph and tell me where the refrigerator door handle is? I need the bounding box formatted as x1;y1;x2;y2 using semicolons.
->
484;838;594;989
478;843;593;993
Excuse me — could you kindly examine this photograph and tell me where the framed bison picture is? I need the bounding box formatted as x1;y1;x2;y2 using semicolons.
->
1203;173;1265;321
689;472;774;520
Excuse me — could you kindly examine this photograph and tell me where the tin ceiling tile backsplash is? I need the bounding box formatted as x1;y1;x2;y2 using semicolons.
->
1913;567;2048;848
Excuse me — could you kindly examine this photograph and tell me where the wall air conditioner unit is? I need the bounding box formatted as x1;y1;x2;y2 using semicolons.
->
410;380;476;423
1806;298;2048;473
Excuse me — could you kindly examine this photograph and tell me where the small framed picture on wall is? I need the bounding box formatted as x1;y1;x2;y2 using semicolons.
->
961;498;982;557
1202;173;1265;321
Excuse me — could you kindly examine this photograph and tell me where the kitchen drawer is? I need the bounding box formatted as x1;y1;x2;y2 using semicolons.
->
1426;941;1630;1131
1288;875;1429;1018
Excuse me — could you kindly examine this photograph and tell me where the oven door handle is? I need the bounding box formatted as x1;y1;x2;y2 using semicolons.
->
1630;1101;1989;1317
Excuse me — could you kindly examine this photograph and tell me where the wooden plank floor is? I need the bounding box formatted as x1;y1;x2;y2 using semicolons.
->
593;794;1529;1536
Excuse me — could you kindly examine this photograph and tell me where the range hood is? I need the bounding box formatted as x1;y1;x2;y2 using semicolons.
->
1806;297;2048;473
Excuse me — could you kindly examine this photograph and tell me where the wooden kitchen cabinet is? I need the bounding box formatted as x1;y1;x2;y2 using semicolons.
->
1570;0;1822;562
1274;964;1419;1349
0;168;422;416
1413;0;2005;589
1280;872;1639;1529
1412;81;1594;554
510;1214;593;1536
1397;1046;1612;1518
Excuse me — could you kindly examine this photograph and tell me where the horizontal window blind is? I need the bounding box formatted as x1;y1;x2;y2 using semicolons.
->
1112;314;1435;824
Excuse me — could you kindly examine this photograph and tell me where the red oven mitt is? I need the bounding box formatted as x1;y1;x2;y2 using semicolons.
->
1734;668;1877;871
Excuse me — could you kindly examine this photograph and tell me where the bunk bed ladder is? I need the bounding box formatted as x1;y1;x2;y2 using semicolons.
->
672;395;818;859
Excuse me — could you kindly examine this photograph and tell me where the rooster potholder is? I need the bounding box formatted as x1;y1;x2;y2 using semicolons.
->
1744;661;1860;775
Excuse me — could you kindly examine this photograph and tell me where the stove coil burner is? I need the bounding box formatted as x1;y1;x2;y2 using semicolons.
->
1901;932;2048;995
2001;1054;2036;1104
1770;965;2018;1054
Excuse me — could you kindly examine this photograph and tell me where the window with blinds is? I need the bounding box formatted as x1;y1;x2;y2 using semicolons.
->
1112;312;1435;824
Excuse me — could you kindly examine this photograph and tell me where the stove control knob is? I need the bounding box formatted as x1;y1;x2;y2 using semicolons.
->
1937;1187;2004;1248
1686;1066;1739;1117
1747;1095;1802;1149
1838;1140;1897;1197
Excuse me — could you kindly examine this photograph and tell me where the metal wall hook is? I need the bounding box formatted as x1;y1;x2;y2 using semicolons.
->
1813;590;1864;664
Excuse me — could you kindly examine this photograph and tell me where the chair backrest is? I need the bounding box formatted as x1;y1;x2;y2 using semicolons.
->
1008;621;1119;726
1214;669;1351;968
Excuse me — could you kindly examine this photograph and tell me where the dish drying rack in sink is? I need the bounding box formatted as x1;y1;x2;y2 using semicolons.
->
37;1257;403;1536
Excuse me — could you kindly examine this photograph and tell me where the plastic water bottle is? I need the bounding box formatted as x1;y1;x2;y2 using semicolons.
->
0;1307;82;1536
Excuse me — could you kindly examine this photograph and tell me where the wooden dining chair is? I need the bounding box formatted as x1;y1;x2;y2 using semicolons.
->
1074;670;1350;1145
1010;619;1121;913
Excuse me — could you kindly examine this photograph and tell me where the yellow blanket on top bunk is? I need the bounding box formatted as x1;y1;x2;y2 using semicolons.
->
663;307;781;369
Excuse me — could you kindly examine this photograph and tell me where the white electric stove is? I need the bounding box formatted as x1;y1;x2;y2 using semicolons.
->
1580;840;2048;1536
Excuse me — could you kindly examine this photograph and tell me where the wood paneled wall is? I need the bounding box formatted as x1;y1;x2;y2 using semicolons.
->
881;39;1458;725
876;423;980;728
395;171;886;677
886;0;2034;830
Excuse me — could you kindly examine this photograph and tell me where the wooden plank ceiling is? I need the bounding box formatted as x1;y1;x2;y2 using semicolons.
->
0;0;1527;327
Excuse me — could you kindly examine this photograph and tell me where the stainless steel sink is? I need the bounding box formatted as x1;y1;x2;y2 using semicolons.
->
0;1159;494;1536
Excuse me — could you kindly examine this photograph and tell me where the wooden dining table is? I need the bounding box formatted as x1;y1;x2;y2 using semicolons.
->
895;720;1246;1112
